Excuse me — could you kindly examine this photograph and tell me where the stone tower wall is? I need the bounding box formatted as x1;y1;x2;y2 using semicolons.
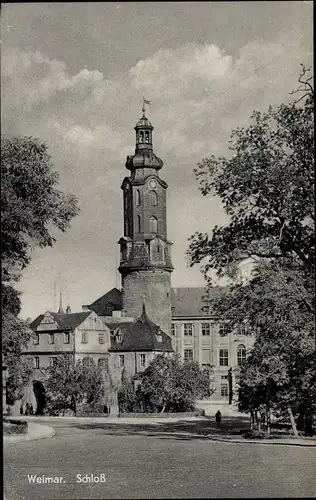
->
122;269;172;336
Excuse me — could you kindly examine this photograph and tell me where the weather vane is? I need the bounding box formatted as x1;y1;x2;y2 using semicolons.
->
141;96;152;115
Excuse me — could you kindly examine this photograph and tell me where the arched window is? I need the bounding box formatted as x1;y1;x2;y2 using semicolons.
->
145;131;149;143
137;215;141;233
237;344;246;366
135;189;141;206
149;216;158;233
139;131;144;142
149;190;158;206
82;356;94;368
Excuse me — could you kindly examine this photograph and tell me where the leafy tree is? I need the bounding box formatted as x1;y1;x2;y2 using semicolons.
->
188;68;314;281
119;354;212;414
187;67;315;434
1;136;80;283
45;356;104;416
1;135;79;404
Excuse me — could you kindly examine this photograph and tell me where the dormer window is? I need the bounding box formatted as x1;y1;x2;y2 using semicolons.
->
116;333;123;343
156;331;162;343
202;305;210;314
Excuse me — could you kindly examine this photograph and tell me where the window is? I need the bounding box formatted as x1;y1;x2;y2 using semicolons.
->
221;375;228;380
219;323;230;337
98;358;108;370
137;215;142;233
201;305;210;314
238;324;248;335
81;332;88;344
202;363;211;368
98;332;105;344
48;333;54;344
171;306;175;314
221;384;228;397
184;323;193;336
139;354;146;367
33;333;39;345
171;324;176;336
50;356;58;367
119;355;125;367
149;216;158;233
201;323;211;336
149;190;158;206
34;356;40;369
184;349;193;362
82;356;94;368
116;333;123;343
237;344;246;365
135;189;141;206
64;333;70;344
156;333;162;343
219;349;229;366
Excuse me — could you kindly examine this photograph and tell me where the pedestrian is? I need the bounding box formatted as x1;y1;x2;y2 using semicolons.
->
215;410;222;428
29;404;34;415
20;404;24;415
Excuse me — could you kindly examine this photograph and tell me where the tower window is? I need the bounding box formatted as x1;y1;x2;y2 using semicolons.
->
149;190;158;206
149;216;158;233
137;215;142;233
139;131;144;142
135;189;141;206
145;131;150;143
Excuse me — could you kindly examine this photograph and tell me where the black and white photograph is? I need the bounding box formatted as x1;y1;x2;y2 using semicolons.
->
2;2;315;499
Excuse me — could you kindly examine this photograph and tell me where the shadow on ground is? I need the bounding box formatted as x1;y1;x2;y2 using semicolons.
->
68;416;250;441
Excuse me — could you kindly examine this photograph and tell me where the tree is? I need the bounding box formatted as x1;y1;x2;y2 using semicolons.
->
119;354;213;414
45;356;104;416
1;135;80;405
187;67;315;434
188;68;314;281
1;136;80;284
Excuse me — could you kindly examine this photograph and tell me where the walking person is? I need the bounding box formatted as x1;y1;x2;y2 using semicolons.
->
215;410;222;428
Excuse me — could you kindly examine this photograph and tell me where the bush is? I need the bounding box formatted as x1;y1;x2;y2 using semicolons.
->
3;418;28;435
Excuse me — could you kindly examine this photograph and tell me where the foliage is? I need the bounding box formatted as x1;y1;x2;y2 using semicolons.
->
187;67;315;434
45;356;104;416
118;354;213;413
1;135;80;405
188;70;314;281
1;135;80;283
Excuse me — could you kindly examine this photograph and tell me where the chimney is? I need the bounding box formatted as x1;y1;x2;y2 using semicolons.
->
58;292;64;314
66;305;71;314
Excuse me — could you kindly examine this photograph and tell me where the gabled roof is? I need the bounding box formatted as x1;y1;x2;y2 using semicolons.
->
109;305;173;353
84;288;122;316
84;286;229;318
30;311;91;332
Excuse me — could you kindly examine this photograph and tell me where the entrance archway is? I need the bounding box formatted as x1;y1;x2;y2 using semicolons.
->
33;380;46;415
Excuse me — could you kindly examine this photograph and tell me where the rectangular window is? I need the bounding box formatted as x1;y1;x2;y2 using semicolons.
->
221;384;228;397
34;356;40;369
48;333;54;344
50;356;58;367
171;324;176;336
201;323;211;336
219;324;230;337
119;355;125;367
184;349;193;362
139;354;146;367
64;333;70;344
238;324;248;335
33;333;39;345
184;323;193;336
81;332;88;344
98;332;105;344
219;349;229;366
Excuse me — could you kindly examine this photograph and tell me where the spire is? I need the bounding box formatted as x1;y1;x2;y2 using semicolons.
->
139;302;148;323
58;292;64;314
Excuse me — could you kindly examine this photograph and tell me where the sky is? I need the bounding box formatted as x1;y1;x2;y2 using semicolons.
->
1;1;313;320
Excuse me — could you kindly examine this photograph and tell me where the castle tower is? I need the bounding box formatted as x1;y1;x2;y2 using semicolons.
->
118;101;173;335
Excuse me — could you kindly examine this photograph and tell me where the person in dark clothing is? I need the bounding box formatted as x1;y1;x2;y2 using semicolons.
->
20;405;24;415
215;410;222;428
29;404;34;415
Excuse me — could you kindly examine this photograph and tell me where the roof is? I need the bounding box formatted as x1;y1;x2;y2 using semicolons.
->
30;311;91;332
85;288;122;316
171;287;228;317
86;287;228;318
109;305;173;353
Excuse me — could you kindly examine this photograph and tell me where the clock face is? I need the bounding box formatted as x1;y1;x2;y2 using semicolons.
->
149;179;157;189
